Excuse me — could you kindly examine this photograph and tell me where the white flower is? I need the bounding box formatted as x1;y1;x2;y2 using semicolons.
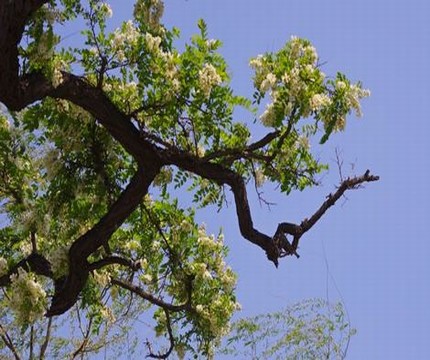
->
100;306;116;323
93;270;111;287
0;257;8;277
336;80;347;90
117;50;126;62
259;102;276;127
8;269;47;325
198;63;222;98
124;20;139;43
196;144;206;157
346;85;370;117
297;136;310;150
259;73;277;92
99;3;113;18
52;68;63;88
48;246;69;278
310;93;331;111
255;168;266;187
145;32;162;53
249;54;264;69
140;273;153;284
171;78;180;92
153;167;173;186
206;39;217;49
137;258;148;269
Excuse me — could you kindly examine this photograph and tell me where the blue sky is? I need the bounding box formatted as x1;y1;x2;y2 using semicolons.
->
140;0;430;358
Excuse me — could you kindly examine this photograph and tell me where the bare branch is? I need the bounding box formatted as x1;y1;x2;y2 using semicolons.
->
146;310;175;359
0;322;21;360
47;166;158;317
276;170;380;254
39;317;53;360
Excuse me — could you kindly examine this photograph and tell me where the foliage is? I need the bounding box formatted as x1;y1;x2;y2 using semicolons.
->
220;298;356;360
0;0;377;358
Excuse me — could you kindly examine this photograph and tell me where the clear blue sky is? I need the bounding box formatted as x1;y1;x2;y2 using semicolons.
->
146;1;429;359
40;0;430;358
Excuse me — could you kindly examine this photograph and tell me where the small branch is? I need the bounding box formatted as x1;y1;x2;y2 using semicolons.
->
0;322;21;360
301;170;379;233
72;316;93;359
146;310;175;359
88;256;139;272
111;278;190;312
39;317;53;360
29;325;34;360
275;170;380;255
202;130;280;162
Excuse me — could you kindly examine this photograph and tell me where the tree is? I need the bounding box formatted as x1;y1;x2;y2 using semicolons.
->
220;298;355;360
0;0;378;358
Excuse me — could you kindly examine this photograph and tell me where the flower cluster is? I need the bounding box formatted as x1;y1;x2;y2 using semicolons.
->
48;245;69;278
259;72;277;93
98;2;113;18
153;167;173;186
110;20;140;62
134;0;165;31
310;93;331;111
255;168;266;187
7;269;47;326
93;270;111;287
345;84;371;117
0;257;8;277
144;32;162;53
198;63;222;98
260;102;277;127
251;36;370;135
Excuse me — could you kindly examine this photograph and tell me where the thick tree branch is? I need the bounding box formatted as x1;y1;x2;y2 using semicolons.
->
47;166;158;316
0;252;53;287
0;1;49;106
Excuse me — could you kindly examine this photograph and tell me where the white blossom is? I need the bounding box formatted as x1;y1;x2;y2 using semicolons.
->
145;32;162;53
255;168;266;187
347;85;370;117
99;3;113;18
259;102;276;127
0;257;8;277
48;246;69;278
336;80;347;90
100;306;116;323
310;93;331;111
249;54;264;69
198;63;222;98
8;269;47;325
259;72;277;92
196;144;206;157
140;273;153;284
52;67;63;88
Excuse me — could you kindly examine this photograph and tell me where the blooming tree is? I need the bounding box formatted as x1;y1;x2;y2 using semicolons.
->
0;0;378;358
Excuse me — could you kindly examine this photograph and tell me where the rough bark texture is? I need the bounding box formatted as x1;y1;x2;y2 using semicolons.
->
0;1;379;316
